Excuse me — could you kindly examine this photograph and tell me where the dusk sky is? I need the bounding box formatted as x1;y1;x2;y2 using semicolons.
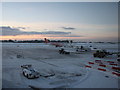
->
1;2;118;42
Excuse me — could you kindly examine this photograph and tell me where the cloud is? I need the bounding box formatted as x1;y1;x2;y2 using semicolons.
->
17;27;26;29
0;26;71;36
1;26;23;36
40;31;71;35
46;35;83;37
63;35;83;37
61;27;76;30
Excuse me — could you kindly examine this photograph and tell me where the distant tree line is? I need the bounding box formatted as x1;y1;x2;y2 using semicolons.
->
0;39;119;44
0;39;71;43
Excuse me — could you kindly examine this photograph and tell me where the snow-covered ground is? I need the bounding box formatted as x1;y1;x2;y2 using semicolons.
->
2;42;119;88
0;43;2;90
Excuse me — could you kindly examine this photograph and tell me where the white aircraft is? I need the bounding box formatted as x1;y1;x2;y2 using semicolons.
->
44;38;63;47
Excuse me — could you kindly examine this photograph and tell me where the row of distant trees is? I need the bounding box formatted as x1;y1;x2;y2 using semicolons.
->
0;39;71;43
0;39;118;44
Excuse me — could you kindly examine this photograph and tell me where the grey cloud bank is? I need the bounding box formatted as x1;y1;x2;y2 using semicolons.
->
61;27;76;30
0;26;71;36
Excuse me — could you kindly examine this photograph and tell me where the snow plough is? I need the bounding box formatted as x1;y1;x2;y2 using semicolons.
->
93;50;112;58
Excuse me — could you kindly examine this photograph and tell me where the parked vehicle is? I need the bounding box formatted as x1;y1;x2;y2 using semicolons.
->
21;65;40;79
93;50;112;58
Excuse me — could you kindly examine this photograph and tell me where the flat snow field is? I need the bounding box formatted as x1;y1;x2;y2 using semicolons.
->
2;43;119;88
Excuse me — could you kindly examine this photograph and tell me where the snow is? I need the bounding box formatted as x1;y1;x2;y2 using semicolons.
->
73;68;118;88
2;42;119;88
0;43;2;89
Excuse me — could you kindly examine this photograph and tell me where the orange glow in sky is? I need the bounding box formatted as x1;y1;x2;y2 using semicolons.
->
0;34;86;40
